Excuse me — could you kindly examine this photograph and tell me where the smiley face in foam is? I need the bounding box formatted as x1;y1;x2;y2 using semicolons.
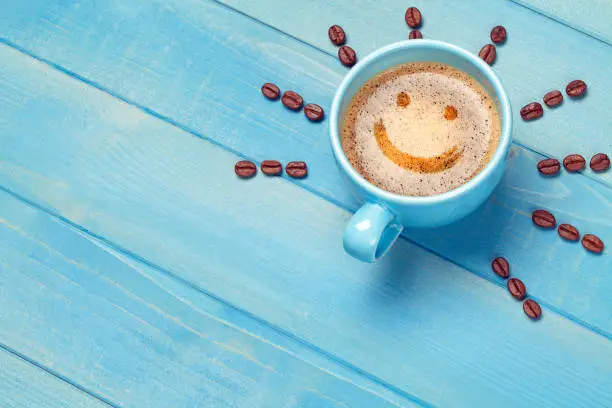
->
341;62;501;197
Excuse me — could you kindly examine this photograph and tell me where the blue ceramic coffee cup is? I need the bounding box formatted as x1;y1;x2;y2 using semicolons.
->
330;40;512;263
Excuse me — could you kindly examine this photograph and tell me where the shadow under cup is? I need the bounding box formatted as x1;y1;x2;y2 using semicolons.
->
330;40;513;263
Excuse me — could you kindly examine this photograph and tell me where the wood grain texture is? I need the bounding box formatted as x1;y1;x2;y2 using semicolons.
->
0;194;410;408
0;350;111;408
1;42;612;407
1;0;611;337
510;0;612;45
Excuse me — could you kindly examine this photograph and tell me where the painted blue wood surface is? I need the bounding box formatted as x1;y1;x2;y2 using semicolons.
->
1;0;612;406
1;40;612;407
1;0;611;336
0;350;110;407
511;0;612;45
0;193;411;408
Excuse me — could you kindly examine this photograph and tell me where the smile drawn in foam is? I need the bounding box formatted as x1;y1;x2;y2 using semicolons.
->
373;119;462;173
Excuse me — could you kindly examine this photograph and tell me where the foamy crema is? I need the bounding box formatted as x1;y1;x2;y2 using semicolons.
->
341;62;501;197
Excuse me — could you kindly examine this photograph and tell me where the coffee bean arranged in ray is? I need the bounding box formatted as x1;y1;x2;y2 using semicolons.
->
261;83;281;100
520;102;543;121
286;161;308;178
235;160;257;178
396;92;411;107
590;153;610;172
405;7;422;28
479;44;496;65
563;154;586;172
543;90;563;107
409;30;423;39
523;299;542;320
558;224;580;241
566;80;587;98
261;160;282;176
304;104;325;122
328;25;346;46
443;105;458;120
532;209;556;228
338;45;357;67
507;278;527;300
537;158;561;176
582;234;604;254
491;257;510;279
490;25;507;44
282;91;304;111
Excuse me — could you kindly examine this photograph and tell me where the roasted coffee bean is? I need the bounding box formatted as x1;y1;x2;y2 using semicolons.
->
328;25;346;46
563;154;586;172
338;45;357;67
286;161;308;178
396;92;411;107
490;25;507;44
478;44;496;65
566;80;587;98
543;90;563;107
537;158;561;176
234;160;257;178
261;160;282;176
304;103;325;122
282;91;304;111
507;278;527;300
532;209;556;228
409;30;423;39
590;153;611;172
520;102;543;121
405;7;422;28
558;223;580;241
523;299;542;320
491;257;510;279
582;234;604;254
261;83;281;100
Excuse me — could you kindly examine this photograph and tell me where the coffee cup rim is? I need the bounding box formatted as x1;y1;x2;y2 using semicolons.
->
330;39;513;206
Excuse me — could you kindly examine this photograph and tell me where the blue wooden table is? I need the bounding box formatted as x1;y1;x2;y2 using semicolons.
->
1;0;612;406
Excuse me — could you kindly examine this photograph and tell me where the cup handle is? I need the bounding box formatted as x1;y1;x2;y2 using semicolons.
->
343;203;404;262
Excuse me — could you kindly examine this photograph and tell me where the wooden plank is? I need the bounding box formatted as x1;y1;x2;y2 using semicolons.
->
0;195;411;408
510;0;612;45
0;349;111;408
0;0;611;337
0;42;612;407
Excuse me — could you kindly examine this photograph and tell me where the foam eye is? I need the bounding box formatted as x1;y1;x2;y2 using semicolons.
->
396;92;411;107
444;105;458;120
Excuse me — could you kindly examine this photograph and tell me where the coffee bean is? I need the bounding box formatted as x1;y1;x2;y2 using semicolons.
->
507;278;527;300
558;224;580;241
234;160;257;178
532;209;556;228
409;30;423;39
405;7;422;28
304;103;325;122
396;92;411;107
566;80;587;98
491;257;510;279
478;44;496;65
520;102;543;121
563;154;586;172
590;153;610;172
261;83;281;100
261;160;282;176
543;90;563;107
328;25;346;46
490;25;507;44
582;234;604;254
286;161;308;178
523;299;542;320
282;91;304;111
338;45;357;67
443;105;458;120
537;158;561;176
